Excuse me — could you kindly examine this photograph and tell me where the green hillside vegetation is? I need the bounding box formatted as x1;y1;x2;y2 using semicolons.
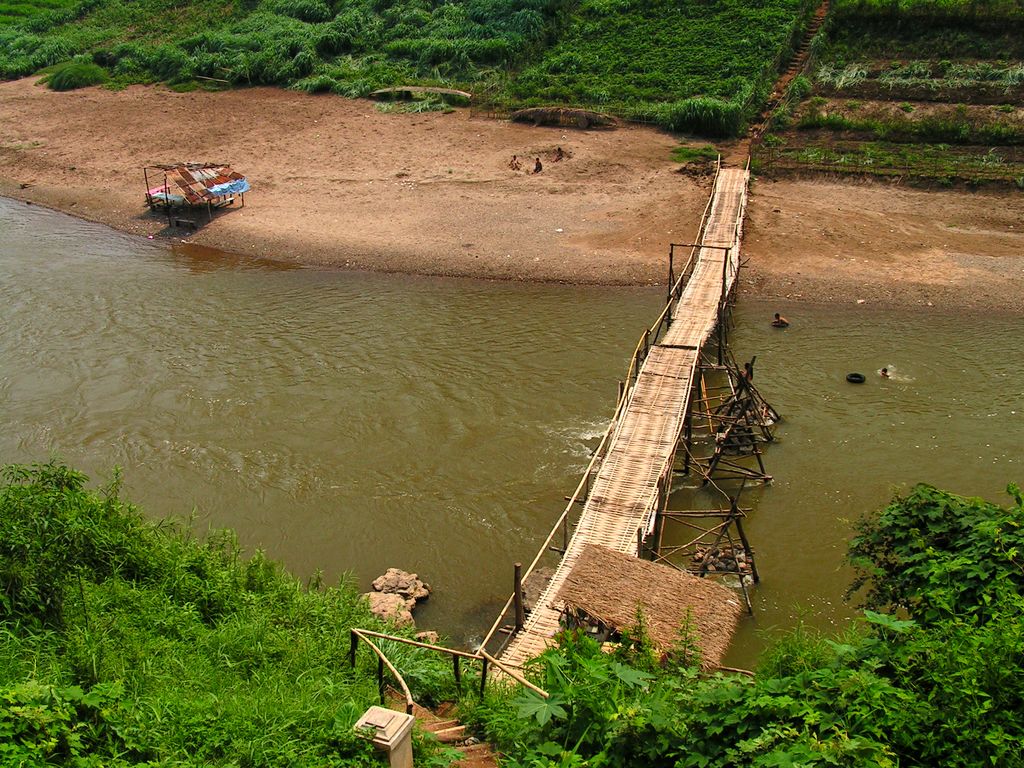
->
467;483;1024;767
0;0;76;26
0;0;816;135
756;0;1024;184
0;461;458;767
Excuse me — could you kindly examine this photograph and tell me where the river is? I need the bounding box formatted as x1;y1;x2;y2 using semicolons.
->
2;196;1020;663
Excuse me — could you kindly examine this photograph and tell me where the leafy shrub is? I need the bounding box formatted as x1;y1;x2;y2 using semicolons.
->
270;0;332;24
848;483;1024;622
0;461;459;766
470;483;1024;768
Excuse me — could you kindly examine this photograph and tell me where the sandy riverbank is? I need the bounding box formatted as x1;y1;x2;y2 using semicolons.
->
2;78;1023;308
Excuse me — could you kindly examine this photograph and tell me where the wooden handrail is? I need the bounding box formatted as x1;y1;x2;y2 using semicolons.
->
353;628;480;659
350;627;550;710
350;629;415;715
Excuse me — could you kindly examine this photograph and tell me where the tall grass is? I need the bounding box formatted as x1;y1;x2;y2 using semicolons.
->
0;0;817;136
0;461;459;766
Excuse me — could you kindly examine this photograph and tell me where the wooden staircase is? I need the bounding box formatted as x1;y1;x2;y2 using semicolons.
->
751;0;830;137
388;696;499;768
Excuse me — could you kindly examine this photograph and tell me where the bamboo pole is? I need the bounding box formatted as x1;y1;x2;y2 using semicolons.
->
513;563;525;632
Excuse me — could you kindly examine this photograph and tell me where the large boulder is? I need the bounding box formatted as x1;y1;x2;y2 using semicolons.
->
364;591;414;628
371;568;431;604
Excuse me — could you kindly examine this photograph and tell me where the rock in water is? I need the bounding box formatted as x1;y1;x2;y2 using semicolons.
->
414;630;440;644
371;568;432;604
364;592;415;628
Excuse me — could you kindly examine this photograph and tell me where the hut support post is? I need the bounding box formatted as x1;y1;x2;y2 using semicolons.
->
479;657;489;698
164;175;171;229
513;562;525;632
667;245;675;304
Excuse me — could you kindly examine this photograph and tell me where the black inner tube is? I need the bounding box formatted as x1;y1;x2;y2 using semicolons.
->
846;372;866;384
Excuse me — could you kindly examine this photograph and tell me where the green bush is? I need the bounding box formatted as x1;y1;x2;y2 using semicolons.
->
470;483;1024;767
0;461;460;766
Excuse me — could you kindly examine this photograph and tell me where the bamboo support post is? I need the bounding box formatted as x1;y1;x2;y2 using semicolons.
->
513;562;525;632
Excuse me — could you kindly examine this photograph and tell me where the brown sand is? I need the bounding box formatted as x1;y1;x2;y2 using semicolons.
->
2;78;1023;309
0;78;703;285
742;176;1024;312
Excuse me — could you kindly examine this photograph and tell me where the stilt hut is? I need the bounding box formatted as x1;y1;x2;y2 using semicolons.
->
143;163;249;223
554;544;744;670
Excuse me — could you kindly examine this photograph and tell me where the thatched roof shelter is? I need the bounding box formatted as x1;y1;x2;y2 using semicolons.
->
554;544;743;669
144;163;249;209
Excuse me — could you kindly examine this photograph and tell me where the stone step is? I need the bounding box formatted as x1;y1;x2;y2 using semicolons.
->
424;718;461;732
432;724;468;743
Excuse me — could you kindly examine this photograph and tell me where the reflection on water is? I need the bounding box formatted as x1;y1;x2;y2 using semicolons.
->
2;197;1021;662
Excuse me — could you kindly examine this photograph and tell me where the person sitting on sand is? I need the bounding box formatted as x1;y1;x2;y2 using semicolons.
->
508;154;521;171
880;367;890;378
534;157;543;174
771;312;789;328
554;146;565;162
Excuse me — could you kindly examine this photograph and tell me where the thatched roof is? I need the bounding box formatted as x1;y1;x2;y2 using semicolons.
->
144;163;248;207
555;544;743;669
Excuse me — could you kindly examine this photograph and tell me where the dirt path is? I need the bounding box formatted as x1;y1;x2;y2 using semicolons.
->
1;78;1022;310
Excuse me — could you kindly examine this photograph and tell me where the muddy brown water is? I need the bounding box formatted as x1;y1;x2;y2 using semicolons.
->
2;197;1021;665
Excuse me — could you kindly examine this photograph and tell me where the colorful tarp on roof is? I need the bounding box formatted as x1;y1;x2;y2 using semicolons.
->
145;163;249;207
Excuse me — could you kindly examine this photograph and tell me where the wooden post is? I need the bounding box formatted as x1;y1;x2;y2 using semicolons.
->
735;517;759;585
348;630;358;668
164;175;171;229
683;408;693;474
636;527;644;558
667;245;675;303
479;656;489;698
617;379;625;405
453;656;461;688
377;656;386;704
643;328;650;358
514;562;525;632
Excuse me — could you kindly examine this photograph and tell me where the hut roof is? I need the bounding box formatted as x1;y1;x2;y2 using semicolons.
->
554;544;743;669
145;163;249;206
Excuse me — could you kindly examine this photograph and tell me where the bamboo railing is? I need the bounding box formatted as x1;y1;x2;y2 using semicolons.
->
348;627;548;716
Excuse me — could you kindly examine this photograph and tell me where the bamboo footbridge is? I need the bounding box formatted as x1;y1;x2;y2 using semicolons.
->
482;163;755;669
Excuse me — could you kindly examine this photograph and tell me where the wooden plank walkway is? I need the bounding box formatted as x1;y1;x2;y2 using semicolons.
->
498;168;749;669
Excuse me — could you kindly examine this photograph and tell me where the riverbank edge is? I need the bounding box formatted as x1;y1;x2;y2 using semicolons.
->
2;184;1021;316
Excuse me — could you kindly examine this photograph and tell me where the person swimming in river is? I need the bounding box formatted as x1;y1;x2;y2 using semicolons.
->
508;154;521;171
533;157;543;174
880;367;890;378
554;146;565;162
771;312;789;328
